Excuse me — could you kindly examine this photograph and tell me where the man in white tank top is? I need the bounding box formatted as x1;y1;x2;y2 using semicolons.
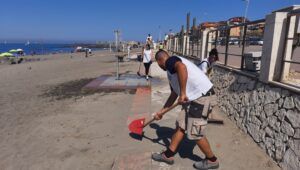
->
151;50;219;170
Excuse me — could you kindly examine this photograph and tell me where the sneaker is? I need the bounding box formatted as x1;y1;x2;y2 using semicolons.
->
146;75;149;81
151;152;174;165
193;159;219;170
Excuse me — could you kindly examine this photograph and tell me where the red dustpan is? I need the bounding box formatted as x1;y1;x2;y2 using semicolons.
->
128;102;179;135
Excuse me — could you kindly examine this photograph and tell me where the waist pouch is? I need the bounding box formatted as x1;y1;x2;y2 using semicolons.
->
186;101;208;140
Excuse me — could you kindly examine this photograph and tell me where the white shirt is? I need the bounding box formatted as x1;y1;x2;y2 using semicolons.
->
167;56;213;101
198;58;210;74
143;49;152;63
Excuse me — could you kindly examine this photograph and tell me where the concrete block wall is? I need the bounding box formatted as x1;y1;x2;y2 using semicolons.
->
211;66;300;170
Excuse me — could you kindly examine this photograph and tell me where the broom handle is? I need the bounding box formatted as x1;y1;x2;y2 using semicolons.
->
138;61;142;72
143;102;179;127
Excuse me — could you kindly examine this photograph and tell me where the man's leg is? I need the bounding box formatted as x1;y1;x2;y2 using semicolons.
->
194;137;219;169
151;127;184;165
192;96;219;169
196;137;215;158
169;127;185;152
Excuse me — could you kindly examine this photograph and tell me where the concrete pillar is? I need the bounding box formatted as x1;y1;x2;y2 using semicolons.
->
201;29;209;60
201;29;213;60
207;32;213;56
259;12;288;83
174;37;178;53
281;15;297;80
185;36;190;56
182;35;187;55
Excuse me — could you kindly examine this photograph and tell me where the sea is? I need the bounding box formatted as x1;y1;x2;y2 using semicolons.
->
0;43;104;55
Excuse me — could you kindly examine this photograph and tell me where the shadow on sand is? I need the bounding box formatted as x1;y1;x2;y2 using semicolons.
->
129;123;203;162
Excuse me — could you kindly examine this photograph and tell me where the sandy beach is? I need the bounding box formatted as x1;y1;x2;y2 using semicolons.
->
0;50;141;169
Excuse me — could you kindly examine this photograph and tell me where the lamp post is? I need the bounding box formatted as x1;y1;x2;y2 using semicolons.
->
243;0;250;24
158;25;162;42
240;0;250;47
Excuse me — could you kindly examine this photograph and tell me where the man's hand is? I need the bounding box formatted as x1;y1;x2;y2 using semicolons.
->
178;94;189;104
153;110;164;120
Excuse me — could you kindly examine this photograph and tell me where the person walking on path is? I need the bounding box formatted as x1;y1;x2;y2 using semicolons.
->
152;50;219;170
142;44;153;80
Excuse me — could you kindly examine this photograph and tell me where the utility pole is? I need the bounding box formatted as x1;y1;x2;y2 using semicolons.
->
243;0;250;24
159;25;162;42
240;0;250;47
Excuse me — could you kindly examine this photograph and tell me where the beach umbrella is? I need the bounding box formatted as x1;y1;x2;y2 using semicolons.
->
9;49;18;53
16;49;23;52
0;52;14;57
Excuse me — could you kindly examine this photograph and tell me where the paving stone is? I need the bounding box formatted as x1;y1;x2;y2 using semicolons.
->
275;145;285;162
283;97;295;109
286;110;300;128
264;86;281;104
282;149;300;170
294;95;300;111
247;123;261;142
278;98;284;108
288;139;300;158
250;90;259;105
252;116;262;126
275;109;286;122
281;121;294;137
281;90;290;97
265;126;274;137
268;116;280;132
294;129;300;139
264;103;278;116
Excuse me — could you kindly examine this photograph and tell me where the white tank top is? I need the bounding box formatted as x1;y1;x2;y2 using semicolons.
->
167;56;213;101
143;50;152;63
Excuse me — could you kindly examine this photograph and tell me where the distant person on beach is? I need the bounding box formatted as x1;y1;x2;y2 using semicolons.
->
164;34;169;46
152;49;219;170
146;34;154;49
159;43;164;49
147;34;152;42
85;49;88;58
142;44;153;81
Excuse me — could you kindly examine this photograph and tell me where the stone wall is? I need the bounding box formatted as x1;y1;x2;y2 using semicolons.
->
211;66;300;170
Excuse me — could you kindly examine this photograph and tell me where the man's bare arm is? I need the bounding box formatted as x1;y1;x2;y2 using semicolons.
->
163;90;178;108
174;61;188;103
154;87;178;120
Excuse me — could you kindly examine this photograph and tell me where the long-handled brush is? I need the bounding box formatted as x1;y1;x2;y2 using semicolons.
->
128;102;179;135
137;61;142;76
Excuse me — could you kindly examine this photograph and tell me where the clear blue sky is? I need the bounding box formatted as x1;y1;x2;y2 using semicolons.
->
0;0;299;43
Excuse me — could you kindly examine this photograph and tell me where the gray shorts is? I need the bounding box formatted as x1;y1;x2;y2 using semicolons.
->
176;95;213;140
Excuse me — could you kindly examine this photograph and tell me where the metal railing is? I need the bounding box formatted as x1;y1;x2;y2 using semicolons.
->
280;9;300;86
168;19;265;72
205;19;265;70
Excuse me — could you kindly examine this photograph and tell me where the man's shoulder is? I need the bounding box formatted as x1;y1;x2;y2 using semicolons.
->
166;56;182;74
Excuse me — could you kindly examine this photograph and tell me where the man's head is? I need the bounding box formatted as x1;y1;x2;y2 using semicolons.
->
155;49;170;71
208;48;219;64
145;44;151;50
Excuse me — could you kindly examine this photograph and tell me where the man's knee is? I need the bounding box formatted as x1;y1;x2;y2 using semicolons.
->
176;127;185;133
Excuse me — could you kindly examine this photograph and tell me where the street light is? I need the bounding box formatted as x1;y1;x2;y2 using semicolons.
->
243;0;250;24
240;0;250;47
158;25;162;42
